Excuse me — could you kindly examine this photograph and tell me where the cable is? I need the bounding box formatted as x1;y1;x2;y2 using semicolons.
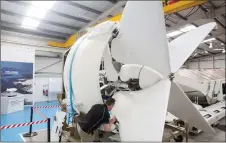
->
165;14;171;22
185;6;196;17
186;7;200;18
138;66;144;79
202;2;225;9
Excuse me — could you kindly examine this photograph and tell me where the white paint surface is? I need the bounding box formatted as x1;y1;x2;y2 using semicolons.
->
168;82;215;134
111;1;170;77
112;79;171;141
169;22;216;73
70;22;116;113
63;34;88;106
103;44;118;81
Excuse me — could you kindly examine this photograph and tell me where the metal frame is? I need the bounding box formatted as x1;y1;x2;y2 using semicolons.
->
1;21;70;38
1;25;66;40
1;9;80;31
8;1;91;23
65;1;102;15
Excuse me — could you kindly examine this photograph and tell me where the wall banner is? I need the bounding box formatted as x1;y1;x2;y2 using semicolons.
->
1;44;35;106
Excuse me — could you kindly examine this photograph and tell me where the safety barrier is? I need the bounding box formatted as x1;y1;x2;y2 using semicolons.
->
1;104;69;142
21;106;51;142
33;104;69;109
1;119;48;130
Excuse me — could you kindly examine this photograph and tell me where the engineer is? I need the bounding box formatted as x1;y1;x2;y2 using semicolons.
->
77;98;116;142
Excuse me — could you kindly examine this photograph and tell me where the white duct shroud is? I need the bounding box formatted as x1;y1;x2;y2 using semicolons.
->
70;21;117;113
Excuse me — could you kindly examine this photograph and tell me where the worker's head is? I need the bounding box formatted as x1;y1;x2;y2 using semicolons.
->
105;98;115;111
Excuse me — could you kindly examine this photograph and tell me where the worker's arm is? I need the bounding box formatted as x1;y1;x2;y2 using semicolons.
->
103;116;116;132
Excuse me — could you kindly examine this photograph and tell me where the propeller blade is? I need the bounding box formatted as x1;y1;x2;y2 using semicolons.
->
111;1;171;77
168;81;215;134
112;79;171;141
169;22;216;73
103;44;118;81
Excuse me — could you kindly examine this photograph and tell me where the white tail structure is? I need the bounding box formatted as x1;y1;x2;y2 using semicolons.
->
63;1;217;141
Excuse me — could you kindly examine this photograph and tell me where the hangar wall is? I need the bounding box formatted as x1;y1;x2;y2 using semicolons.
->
1;31;66;103
187;54;225;69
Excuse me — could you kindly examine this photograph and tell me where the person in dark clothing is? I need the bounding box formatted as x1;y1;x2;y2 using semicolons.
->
77;98;116;142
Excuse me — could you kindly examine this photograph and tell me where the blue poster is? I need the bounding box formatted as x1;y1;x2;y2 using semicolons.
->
1;61;34;105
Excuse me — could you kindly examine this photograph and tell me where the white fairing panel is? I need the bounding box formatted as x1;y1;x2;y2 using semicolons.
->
169;22;216;73
168;82;215;134
71;22;116;113
63;34;88;105
119;64;163;89
103;44;118;81
111;1;171;77
112;79;171;141
119;64;143;81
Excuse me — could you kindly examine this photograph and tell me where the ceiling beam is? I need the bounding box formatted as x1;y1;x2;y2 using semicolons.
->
1;9;80;31
199;5;208;12
1;21;70;38
1;26;66;40
79;1;127;32
166;23;171;27
167;6;225;31
9;1;91;23
208;1;217;9
213;18;226;30
65;1;102;15
106;0;118;4
174;12;188;20
216;37;226;45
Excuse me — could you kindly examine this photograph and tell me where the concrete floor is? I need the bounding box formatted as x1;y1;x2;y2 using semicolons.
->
21;118;225;142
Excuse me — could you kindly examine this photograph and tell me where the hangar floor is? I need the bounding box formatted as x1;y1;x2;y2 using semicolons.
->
1;101;225;142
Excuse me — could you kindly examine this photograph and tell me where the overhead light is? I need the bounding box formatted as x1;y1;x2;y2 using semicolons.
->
209;42;213;48
167;30;182;37
26;1;55;19
221;43;225;45
21;17;40;29
180;25;196;32
202;38;216;43
205;51;208;53
26;7;48;19
222;50;225;53
21;1;55;29
31;1;56;10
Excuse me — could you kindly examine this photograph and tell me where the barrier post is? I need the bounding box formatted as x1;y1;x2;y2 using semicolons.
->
23;107;38;137
47;118;51;142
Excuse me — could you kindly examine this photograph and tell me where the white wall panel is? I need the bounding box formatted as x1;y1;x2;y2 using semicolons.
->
214;59;225;68
1;32;64;103
188;54;225;69
187;62;198;69
34;75;62;102
35;57;63;73
200;61;213;69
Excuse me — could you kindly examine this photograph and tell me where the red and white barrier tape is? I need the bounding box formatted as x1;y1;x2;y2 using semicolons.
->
1;119;48;130
33;104;70;109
